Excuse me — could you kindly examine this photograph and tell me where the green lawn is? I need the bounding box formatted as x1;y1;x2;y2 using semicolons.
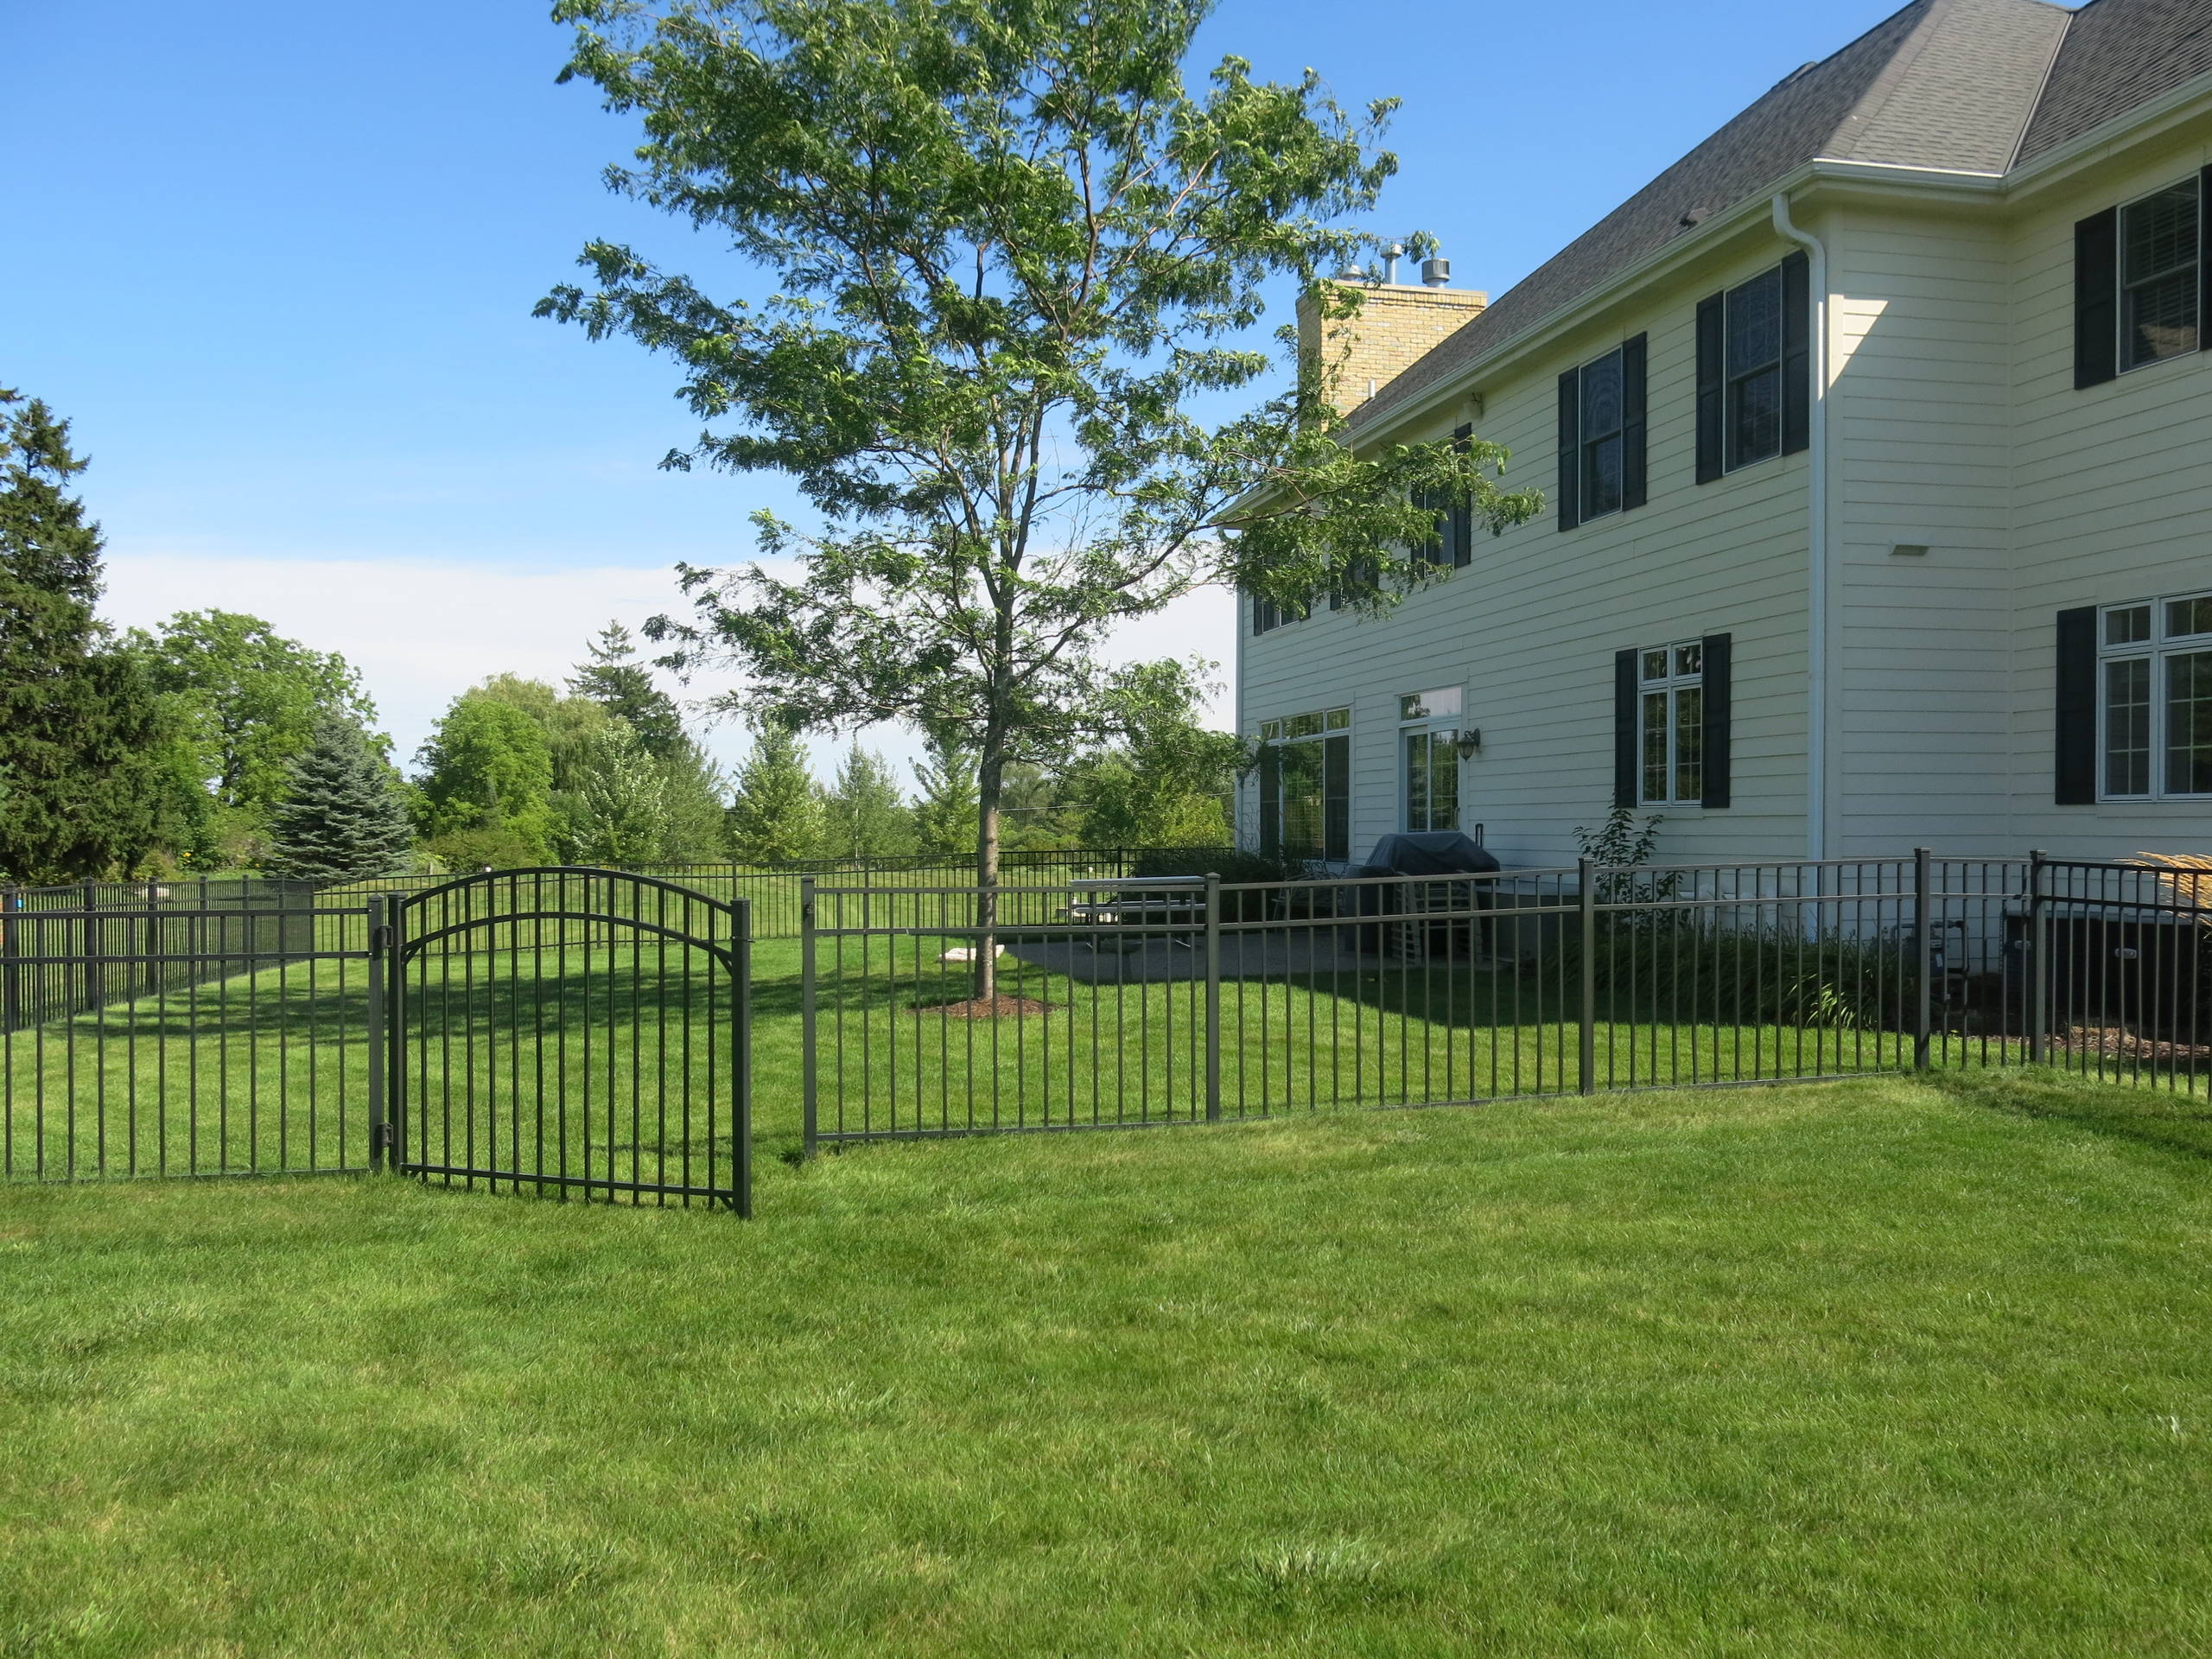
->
2;1071;2209;1656
10;931;1963;1187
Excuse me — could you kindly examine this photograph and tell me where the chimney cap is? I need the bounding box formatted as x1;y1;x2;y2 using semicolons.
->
1421;256;1452;288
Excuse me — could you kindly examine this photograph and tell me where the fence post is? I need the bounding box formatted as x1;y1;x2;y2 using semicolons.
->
1;887;19;1034
1913;848;1934;1072
365;895;388;1169
1577;857;1598;1095
734;899;753;1219
384;895;407;1172
1204;872;1223;1122
800;876;819;1158
2027;849;2049;1065
80;878;100;1014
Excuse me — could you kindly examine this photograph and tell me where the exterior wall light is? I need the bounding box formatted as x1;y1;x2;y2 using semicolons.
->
1455;728;1483;760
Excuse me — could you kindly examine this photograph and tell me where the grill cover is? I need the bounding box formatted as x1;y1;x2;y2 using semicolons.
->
1359;831;1501;877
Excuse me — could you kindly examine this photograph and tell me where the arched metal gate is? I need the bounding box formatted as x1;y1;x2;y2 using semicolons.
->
370;870;751;1216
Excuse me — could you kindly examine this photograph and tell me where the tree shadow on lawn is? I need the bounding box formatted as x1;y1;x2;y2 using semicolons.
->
1941;1067;2212;1165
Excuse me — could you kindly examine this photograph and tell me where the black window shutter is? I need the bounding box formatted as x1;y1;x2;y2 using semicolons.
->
1258;746;1281;851
1695;293;1725;483
1556;372;1581;531
2201;167;2211;354
1614;650;1640;809
1781;252;1811;455
2075;208;2120;390
1619;334;1649;512
1450;423;1474;564
2055;606;2098;804
1700;632;1732;810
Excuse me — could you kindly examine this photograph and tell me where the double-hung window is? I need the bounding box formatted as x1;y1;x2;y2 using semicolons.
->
1725;268;1783;468
1637;643;1705;807
2122;180;2202;371
1694;254;1808;481
1556;338;1646;531
1579;349;1625;520
1257;707;1351;861
1399;687;1462;833
2099;592;2212;799
2075;171;2209;388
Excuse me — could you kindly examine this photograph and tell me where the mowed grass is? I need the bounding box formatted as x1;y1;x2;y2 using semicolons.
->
8;934;1948;1184
3;1071;2210;1656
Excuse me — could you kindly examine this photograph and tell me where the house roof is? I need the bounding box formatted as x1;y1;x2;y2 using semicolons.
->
2018;0;2212;160
1353;0;2212;431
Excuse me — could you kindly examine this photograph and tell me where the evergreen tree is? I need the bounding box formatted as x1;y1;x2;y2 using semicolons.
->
0;391;194;881
558;723;674;867
658;737;733;861
823;745;914;861
264;716;416;883
568;621;686;760
724;723;823;866
910;736;978;861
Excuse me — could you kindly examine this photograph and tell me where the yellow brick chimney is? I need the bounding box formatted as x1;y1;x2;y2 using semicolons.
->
1297;271;1488;416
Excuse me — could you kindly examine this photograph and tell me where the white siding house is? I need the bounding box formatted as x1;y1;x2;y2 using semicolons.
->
1241;0;2212;870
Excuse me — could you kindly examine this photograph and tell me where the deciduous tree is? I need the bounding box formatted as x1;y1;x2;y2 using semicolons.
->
131;609;377;861
1064;660;1242;849
413;687;558;866
543;0;1542;995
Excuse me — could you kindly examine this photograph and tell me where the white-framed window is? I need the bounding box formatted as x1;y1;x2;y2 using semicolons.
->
1638;642;1705;806
2100;591;2212;798
1399;687;1462;833
2121;178;2201;372
1257;706;1351;861
1725;266;1784;470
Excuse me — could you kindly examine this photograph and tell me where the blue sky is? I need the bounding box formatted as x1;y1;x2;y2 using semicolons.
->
6;0;1912;774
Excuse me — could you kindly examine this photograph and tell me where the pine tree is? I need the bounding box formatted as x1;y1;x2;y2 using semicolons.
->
264;715;416;883
658;737;733;861
559;723;674;867
568;622;686;760
0;391;194;881
724;723;823;866
823;745;914;861
910;736;978;861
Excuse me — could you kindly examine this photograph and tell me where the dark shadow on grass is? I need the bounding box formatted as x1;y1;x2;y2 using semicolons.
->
1936;1067;2212;1165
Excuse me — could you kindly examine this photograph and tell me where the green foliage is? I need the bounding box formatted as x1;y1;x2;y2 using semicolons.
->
557;723;676;867
469;674;612;793
0;391;198;881
909;735;979;861
1065;660;1244;849
413;687;557;862
655;738;734;861
543;0;1541;897
130;609;377;863
724;723;824;865
567;621;686;761
822;745;915;861
263;716;415;884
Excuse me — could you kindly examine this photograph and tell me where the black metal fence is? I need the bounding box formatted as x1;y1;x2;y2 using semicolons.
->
8;852;2204;1198
798;853;2212;1148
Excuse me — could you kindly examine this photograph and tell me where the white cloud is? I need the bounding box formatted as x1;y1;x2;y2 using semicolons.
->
101;551;1237;785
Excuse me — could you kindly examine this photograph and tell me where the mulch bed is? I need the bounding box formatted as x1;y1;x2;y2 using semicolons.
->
910;995;1058;1020
2055;1026;2212;1067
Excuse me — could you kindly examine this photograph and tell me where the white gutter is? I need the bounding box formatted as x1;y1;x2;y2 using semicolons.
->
1771;192;1829;862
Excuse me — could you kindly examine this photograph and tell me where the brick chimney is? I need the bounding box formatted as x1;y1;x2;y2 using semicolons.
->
1297;272;1488;416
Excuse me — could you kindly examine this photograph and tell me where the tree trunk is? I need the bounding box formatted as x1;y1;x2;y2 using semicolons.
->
972;734;1004;1003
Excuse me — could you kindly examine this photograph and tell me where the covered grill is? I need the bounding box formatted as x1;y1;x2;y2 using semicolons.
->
1349;830;1501;959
